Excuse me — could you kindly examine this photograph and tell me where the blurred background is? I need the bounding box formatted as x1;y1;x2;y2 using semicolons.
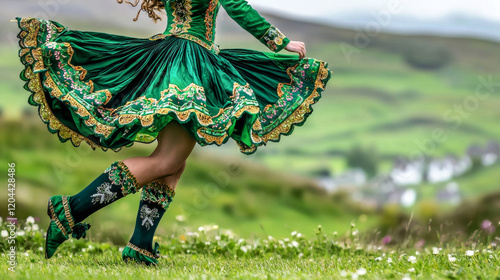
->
1;0;499;245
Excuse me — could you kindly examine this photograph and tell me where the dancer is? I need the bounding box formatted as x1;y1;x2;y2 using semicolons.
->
15;0;332;266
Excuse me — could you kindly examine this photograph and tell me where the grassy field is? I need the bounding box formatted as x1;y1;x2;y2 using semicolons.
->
1;220;499;279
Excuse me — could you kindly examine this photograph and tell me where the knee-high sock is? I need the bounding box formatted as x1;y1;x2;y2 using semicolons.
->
128;181;175;252
69;161;141;223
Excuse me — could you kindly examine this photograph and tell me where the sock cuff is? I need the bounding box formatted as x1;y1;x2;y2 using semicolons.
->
105;161;140;196
141;181;175;210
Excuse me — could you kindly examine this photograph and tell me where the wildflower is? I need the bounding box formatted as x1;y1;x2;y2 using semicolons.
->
432;247;442;255
291;231;297;237
481;220;495;234
356;268;367;275
298;253;304;258
88;245;93;250
32;224;39;231
205;241;210;246
340;270;347;277
268;236;274;240
402;274;411;280
175;215;186;222
297;233;303;238
284;238;289;242
198;227;205;232
215;236;221;241
292;241;299;248
415;239;426;249
408;268;415;272
352;229;359;236
240;246;248;253
238;238;245;244
374;257;382;261
382;235;392;245
387;257;393;264
212;225;219;230
38;247;43;252
1;230;8;238
26;216;35;224
17;231;25;236
351;273;358;280
465;250;474;256
448;254;457;262
333;231;338;237
408;256;417;263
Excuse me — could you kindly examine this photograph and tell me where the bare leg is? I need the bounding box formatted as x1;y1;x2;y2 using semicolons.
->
123;122;196;186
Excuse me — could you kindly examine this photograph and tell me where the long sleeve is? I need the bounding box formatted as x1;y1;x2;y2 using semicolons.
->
220;0;290;52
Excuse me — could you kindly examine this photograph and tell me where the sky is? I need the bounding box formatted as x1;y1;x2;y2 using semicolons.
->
248;0;500;22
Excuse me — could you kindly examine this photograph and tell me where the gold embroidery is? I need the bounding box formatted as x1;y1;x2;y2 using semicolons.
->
259;63;329;144
170;0;193;35
149;33;220;54
204;0;219;41
259;26;287;52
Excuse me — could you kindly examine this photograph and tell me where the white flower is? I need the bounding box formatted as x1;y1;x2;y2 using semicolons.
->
356;268;367;275
26;216;35;224
297;233;303;238
32;224;39;231
374;257;382;261
1;230;8;238
402;274;411;280
340;270;347;277
212;225;219;230
292;241;299;248
198;227;205;232
291;231;297;237
408;256;417;263
408;268;415;272
351;273;358;280
432;247;441;255
88;245;93;250
175;215;186;222
38;247;43;252
238;238;245;244
82;248;86;252
205;242;211;246
215;236;221;241
298;253;304;258
268;236;274;240
17;231;25;236
387;257;393;264
333;231;338;236
465;250;474;256
448;254;457;262
240;246;248;253
284;238;289;242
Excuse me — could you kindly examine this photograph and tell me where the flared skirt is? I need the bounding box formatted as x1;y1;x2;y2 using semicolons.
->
16;17;332;154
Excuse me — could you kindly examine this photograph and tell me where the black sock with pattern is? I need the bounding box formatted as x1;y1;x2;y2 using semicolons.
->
127;182;175;252
69;161;140;223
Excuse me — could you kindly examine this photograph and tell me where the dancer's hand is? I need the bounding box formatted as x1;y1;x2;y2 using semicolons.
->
285;41;306;59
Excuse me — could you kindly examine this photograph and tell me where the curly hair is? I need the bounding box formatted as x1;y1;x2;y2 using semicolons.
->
116;0;166;22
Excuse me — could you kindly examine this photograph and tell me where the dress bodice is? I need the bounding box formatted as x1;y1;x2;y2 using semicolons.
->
159;0;290;53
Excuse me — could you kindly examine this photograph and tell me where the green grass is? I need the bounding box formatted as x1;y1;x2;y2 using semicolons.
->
1;221;499;279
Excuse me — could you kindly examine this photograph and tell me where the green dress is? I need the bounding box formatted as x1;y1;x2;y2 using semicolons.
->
16;0;332;154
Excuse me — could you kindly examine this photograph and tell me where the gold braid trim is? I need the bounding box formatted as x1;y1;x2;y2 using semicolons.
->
62;196;75;229
117;161;140;195
17;19;111;151
126;242;158;259
259;62;329;144
48;200;68;237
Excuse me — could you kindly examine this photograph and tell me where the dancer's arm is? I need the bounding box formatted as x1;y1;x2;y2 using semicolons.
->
220;0;291;53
